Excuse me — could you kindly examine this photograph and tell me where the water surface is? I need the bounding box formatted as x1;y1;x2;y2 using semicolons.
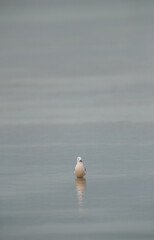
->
0;1;154;239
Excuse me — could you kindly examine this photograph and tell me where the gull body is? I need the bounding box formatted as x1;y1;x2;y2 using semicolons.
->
74;157;86;178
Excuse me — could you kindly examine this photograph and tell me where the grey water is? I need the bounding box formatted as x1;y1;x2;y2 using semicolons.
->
0;1;154;240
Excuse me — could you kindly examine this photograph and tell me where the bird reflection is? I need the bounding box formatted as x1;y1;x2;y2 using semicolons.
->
75;177;86;210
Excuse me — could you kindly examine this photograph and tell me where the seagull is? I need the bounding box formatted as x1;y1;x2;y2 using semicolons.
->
74;157;86;178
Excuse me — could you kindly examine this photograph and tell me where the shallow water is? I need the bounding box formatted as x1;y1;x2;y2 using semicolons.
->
0;1;154;240
1;122;154;240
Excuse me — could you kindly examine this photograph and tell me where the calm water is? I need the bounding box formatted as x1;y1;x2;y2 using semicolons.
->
1;1;154;240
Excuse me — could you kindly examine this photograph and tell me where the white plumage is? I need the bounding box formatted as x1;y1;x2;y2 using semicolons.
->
74;157;86;178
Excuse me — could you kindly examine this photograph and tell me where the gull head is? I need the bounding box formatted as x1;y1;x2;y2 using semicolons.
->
77;156;82;163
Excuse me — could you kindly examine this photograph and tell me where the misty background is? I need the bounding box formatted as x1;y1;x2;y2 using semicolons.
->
0;1;154;240
0;0;154;125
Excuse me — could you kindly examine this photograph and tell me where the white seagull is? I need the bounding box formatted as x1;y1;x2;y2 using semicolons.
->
74;157;86;178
